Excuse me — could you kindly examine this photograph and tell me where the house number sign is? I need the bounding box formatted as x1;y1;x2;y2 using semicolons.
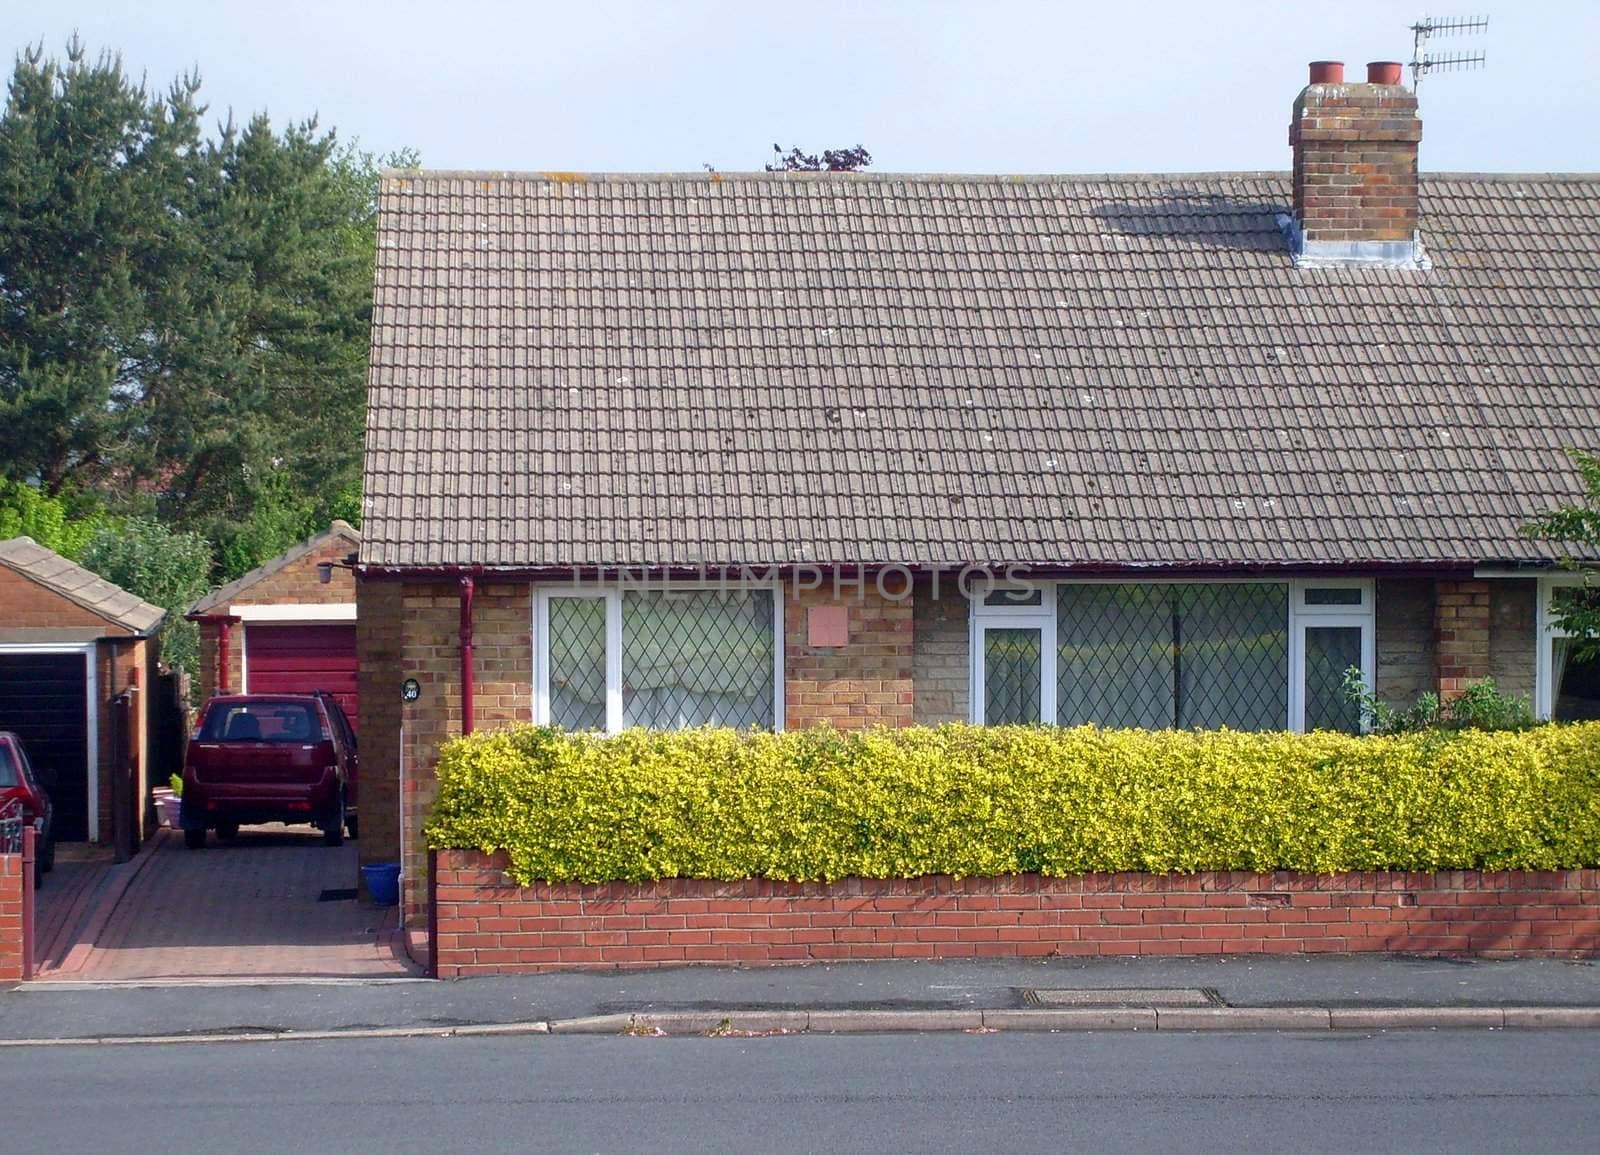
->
401;678;421;703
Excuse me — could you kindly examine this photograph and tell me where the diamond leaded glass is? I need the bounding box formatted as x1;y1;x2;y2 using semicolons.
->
1304;625;1362;733
622;588;775;728
1055;584;1289;731
984;627;1043;724
548;597;607;730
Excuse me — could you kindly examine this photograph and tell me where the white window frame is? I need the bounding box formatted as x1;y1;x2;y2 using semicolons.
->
969;577;1375;733
1289;579;1375;733
533;582;784;733
1534;572;1596;720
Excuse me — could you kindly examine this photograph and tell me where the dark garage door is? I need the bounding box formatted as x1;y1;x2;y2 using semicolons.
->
245;624;358;732
0;651;90;841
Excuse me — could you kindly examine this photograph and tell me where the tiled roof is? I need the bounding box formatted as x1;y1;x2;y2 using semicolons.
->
187;521;360;616
362;170;1600;571
0;537;167;634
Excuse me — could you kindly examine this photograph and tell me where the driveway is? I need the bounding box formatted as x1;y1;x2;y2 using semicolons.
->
34;827;415;981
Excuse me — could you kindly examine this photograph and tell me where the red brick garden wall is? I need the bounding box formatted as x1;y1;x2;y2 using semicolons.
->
430;850;1600;977
0;852;25;983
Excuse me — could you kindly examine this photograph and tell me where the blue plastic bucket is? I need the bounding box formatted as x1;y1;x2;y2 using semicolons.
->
362;862;402;906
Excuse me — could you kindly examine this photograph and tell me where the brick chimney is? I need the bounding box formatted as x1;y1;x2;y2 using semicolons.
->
1287;60;1425;267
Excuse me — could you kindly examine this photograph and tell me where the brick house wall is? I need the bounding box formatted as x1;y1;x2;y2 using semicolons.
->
911;582;968;725
784;579;913;730
1374;577;1436;707
0;567;110;629
356;581;403;879
1489;579;1538;703
1434;579;1491;698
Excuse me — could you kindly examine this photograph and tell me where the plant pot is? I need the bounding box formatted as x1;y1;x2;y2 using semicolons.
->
154;792;182;829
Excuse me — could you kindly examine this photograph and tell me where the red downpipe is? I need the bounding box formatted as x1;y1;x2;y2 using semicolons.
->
459;575;475;734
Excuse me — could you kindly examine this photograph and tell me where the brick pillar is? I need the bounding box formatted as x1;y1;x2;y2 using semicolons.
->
1435;579;1490;699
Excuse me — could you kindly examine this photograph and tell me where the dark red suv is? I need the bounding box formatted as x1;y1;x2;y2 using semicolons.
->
182;692;358;849
0;731;55;883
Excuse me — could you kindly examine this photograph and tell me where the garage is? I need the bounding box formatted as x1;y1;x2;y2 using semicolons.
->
0;536;166;847
244;622;358;731
0;651;90;841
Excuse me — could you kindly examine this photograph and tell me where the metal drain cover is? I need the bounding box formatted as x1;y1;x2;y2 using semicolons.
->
1022;987;1221;1008
317;888;358;903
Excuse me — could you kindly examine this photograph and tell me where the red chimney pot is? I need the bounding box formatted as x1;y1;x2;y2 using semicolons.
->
1367;61;1404;85
1308;61;1345;84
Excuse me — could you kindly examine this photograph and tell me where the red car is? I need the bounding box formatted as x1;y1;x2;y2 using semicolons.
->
0;731;56;883
182;692;358;850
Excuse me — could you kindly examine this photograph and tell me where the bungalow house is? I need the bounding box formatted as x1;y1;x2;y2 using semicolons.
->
356;63;1600;913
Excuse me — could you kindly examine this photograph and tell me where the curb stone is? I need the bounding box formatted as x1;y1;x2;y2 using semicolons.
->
2;1005;1599;1047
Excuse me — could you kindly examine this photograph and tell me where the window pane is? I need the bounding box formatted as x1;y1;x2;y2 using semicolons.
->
1177;585;1289;730
1056;584;1175;728
1304;587;1363;606
984;588;1043;608
548;597;608;730
1304;625;1363;733
0;745;15;788
985;627;1042;724
1554;648;1600;722
622;589;775;729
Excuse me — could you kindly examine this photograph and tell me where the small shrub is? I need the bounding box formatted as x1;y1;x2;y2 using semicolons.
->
1343;668;1537;734
424;722;1600;884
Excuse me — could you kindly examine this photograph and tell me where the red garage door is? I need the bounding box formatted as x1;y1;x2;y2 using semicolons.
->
245;624;358;732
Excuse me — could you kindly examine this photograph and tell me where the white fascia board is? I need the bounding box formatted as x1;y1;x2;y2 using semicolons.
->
230;603;357;623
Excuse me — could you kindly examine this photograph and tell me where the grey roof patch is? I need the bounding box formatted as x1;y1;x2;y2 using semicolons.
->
0;538;167;636
186;521;360;616
362;170;1600;570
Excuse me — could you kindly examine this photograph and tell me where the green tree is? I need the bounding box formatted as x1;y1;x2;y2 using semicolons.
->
1523;449;1600;659
80;518;213;676
0;480;105;559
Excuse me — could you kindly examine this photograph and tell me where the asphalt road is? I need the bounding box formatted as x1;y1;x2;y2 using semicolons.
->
5;1029;1597;1153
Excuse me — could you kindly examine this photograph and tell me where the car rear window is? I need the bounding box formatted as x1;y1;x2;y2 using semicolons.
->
199;703;328;743
0;744;15;787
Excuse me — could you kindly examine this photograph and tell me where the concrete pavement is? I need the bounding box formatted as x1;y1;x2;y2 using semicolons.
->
4;953;1598;1044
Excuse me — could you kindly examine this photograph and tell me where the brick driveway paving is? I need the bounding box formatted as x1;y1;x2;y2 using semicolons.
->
35;827;415;981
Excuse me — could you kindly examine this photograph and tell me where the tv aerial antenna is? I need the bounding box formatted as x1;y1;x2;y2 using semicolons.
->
1410;15;1489;91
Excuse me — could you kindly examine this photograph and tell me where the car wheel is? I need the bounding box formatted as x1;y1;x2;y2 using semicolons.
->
184;827;207;850
345;813;359;840
216;821;240;841
323;792;345;847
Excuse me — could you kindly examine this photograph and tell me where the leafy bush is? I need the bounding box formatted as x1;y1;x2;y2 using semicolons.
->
80;518;214;678
425;723;1600;884
1342;669;1537;734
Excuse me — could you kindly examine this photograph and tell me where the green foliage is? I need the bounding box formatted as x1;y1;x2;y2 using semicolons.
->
1342;668;1537;734
169;772;183;796
80;518;212;676
1523;449;1600;660
425;723;1600;884
0;480;105;559
0;38;397;575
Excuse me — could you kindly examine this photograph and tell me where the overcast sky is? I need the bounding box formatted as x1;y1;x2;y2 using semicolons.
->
2;2;1593;174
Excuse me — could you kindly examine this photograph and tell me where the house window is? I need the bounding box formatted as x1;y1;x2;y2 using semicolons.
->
1536;576;1600;721
970;579;1373;733
535;585;781;732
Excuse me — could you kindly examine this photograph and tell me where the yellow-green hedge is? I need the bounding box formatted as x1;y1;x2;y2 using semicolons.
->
424;723;1600;884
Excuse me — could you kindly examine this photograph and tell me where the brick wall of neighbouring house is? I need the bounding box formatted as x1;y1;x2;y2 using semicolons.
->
1435;579;1491;697
784;578;913;730
1375;578;1436;707
196;536;356;702
392;581;533;922
0;851;23;983
911;582;968;725
356;581;403;879
1489;579;1538;703
0;566;113;629
431;850;1600;975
